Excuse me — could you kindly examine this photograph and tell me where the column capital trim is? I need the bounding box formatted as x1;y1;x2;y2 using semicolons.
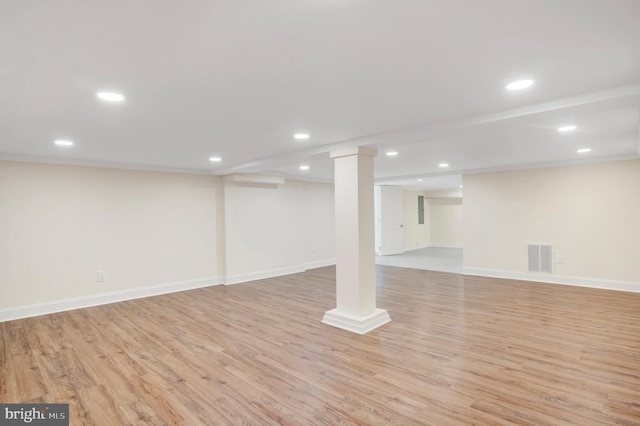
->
330;146;378;159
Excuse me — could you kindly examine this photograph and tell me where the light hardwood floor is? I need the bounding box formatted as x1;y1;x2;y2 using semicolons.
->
2;266;640;425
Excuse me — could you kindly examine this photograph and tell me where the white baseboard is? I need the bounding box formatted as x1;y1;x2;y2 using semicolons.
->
463;267;640;293
0;277;221;323
305;258;336;270
222;259;337;285
2;259;338;321
403;244;431;251
222;265;306;285
431;243;463;249
377;249;405;256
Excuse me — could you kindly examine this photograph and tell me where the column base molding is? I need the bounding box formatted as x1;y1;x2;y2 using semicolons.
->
322;308;391;335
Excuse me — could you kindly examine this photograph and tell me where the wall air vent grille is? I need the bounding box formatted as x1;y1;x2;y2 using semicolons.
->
527;244;554;274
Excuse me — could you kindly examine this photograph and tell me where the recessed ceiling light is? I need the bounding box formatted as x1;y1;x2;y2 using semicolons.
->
54;139;73;146
417;179;423;182
558;125;577;132
506;79;534;91
438;163;449;168
577;148;591;154
386;151;398;157
294;133;310;140
460;185;464;188
97;92;125;102
299;165;310;170
209;156;222;162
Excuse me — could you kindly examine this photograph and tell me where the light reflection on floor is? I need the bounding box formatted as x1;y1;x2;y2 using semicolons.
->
376;247;463;273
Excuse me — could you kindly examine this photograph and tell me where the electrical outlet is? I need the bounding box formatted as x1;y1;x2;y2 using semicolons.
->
555;254;564;264
97;270;107;283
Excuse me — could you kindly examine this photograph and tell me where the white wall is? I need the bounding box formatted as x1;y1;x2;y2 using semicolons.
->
429;198;463;248
1;162;337;320
0;161;219;318
463;159;640;289
304;181;336;268
222;179;335;283
402;190;430;250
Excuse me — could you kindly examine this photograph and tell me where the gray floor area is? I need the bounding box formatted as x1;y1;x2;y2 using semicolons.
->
375;247;463;273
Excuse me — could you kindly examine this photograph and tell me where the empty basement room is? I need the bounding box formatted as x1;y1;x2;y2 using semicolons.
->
2;1;640;425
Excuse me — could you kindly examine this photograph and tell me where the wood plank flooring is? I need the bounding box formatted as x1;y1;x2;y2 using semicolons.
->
2;266;640;425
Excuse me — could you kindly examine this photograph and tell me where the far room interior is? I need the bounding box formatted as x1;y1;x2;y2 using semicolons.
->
375;184;464;273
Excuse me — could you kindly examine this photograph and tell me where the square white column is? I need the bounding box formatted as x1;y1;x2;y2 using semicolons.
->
322;147;390;334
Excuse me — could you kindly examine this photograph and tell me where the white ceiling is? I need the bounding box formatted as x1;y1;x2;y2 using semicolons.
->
2;0;639;190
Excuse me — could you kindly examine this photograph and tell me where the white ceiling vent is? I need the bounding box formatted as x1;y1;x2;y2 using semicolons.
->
527;244;554;274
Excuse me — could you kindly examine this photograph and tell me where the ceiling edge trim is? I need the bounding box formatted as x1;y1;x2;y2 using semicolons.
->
0;153;211;176
461;154;640;176
375;154;640;184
